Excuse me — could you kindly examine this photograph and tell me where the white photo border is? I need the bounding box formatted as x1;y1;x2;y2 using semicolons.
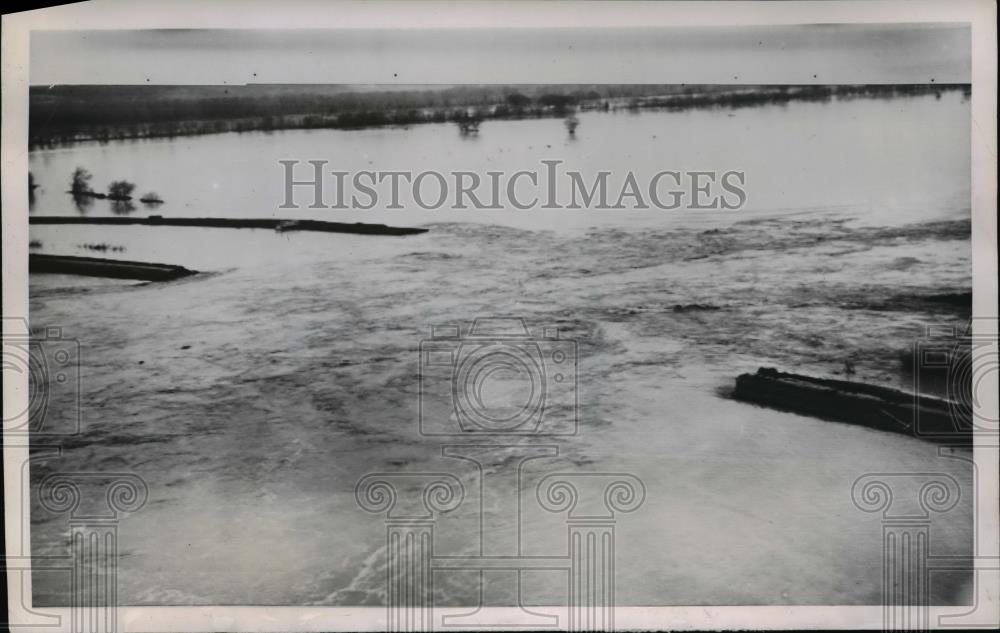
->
4;1;997;631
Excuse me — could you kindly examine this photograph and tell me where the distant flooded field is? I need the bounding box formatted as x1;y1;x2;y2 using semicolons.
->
30;91;969;229
28;92;974;607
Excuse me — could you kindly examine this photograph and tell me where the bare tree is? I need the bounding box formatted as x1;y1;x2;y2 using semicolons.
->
107;180;136;200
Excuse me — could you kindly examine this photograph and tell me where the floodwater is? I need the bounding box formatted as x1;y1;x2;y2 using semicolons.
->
27;92;974;608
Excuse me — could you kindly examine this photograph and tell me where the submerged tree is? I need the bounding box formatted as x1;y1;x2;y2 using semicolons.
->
111;199;137;215
454;109;483;135
456;119;481;135
72;193;94;214
107;180;136;200
70;167;93;195
564;114;580;135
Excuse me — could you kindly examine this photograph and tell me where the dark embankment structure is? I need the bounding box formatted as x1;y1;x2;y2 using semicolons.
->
30;254;198;282
29;216;428;236
733;367;970;444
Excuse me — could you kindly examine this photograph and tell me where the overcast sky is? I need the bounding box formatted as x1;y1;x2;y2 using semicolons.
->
30;24;970;86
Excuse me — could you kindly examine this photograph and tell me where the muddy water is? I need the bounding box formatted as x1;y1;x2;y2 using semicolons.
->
29;91;968;229
27;93;973;607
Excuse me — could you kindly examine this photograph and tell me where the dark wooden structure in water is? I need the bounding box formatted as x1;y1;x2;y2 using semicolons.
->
30;254;197;282
733;367;971;444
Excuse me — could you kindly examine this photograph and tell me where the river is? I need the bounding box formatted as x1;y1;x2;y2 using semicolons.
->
27;91;974;607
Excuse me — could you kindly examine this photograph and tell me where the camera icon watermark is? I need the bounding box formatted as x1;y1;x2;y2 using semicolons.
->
418;318;577;435
2;316;81;437
2;457;149;633
357;316;645;630
852;469;999;630
356;458;645;631
909;317;998;441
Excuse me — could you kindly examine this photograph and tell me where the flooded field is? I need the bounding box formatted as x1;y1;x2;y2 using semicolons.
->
27;91;974;607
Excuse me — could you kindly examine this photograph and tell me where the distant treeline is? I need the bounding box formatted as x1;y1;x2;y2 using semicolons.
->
29;83;969;147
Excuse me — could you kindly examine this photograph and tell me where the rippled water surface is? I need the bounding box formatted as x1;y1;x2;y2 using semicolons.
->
28;92;973;607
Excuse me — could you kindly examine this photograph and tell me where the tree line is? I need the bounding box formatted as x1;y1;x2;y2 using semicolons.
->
29;83;968;147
